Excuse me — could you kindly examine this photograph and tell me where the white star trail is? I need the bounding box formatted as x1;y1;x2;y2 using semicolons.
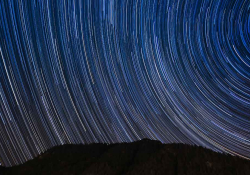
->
0;0;250;166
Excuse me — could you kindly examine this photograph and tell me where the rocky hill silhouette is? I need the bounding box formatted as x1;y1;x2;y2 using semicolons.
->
0;139;250;175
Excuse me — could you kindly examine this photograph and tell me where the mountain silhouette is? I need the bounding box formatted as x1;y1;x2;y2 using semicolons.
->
0;139;249;175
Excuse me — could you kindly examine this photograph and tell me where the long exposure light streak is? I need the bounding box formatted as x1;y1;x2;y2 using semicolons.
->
0;0;250;166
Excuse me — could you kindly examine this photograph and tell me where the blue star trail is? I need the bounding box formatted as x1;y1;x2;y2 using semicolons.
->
0;0;250;166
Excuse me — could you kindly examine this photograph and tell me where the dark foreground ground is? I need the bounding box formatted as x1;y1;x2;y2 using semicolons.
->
0;139;250;175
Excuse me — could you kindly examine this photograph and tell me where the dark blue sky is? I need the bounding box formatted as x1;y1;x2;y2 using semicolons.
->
0;0;250;166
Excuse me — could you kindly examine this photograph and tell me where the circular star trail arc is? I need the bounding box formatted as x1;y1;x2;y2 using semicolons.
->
0;0;250;166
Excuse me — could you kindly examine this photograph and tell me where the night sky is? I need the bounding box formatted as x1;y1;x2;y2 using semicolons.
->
0;0;250;167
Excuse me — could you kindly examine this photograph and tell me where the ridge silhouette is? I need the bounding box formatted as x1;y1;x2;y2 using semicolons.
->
1;139;249;175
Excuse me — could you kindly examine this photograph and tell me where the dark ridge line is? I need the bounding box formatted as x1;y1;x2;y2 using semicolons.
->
0;138;240;169
1;139;250;175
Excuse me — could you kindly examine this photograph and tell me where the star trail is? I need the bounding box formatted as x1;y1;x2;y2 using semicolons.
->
0;0;250;167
